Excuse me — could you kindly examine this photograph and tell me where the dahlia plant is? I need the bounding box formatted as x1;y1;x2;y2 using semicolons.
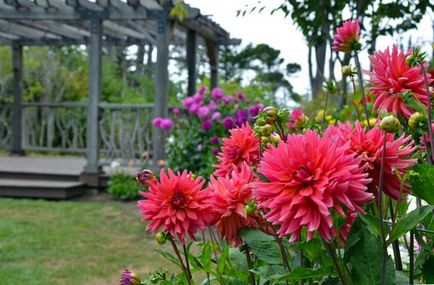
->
119;20;434;285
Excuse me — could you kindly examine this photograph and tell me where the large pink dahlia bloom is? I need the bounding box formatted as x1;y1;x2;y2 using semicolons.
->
214;123;260;177
367;45;432;118
326;122;416;201
254;131;372;242
332;19;361;53
137;169;215;243
209;163;259;246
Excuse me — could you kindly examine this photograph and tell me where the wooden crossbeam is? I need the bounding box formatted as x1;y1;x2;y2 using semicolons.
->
0;20;61;39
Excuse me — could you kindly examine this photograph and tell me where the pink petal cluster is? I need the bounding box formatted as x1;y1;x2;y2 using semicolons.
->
209;163;258;246
214;123;260;177
332;19;361;53
367;45;432;118
137;169;214;243
254;130;372;242
325;121;416;201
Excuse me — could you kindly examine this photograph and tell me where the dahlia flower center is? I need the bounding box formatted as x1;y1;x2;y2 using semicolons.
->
171;192;186;208
227;146;240;162
292;166;314;185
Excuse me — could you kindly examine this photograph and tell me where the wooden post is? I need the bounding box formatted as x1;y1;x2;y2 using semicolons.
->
81;17;102;186
11;42;24;155
152;14;169;168
186;29;197;96
206;40;219;90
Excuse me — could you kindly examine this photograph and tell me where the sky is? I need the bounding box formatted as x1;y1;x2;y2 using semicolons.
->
185;0;434;97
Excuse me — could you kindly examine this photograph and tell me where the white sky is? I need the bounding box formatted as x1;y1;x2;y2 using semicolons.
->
186;0;434;97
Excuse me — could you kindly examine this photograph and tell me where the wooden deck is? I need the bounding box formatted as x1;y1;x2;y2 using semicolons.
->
0;156;141;198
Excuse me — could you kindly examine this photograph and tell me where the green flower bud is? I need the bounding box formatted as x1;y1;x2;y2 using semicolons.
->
408;112;426;129
379;115;401;133
341;65;353;77
156;232;167;245
270;133;281;145
405;54;415;67
263;106;277;123
256;117;267;126
261;136;271;144
245;201;256;215
260;124;273;136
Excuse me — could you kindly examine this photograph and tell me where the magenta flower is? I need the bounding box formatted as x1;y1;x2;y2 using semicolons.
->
172;107;181;116
237;92;246;101
152;117;163;127
192;94;204;104
248;104;264;117
287;108;305;128
208;100;219;110
160;118;174;130
234;110;248;126
188;103;200;114
198;106;211;120
222;117;235;129
223;95;233;104
211;148;219;155
211;112;221;120
201;120;213;131
211;136;219;145
119;268;140;285
198;85;206;95
183;97;194;108
332;19;361;53
211;87;224;100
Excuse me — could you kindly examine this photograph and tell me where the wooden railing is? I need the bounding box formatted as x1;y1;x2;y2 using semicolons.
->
0;102;156;165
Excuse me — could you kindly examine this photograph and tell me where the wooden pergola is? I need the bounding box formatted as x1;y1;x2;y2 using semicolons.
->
0;0;235;186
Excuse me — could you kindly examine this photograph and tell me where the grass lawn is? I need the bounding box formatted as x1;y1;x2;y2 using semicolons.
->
0;197;172;285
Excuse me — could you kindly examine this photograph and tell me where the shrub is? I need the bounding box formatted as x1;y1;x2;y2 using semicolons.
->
107;172;141;201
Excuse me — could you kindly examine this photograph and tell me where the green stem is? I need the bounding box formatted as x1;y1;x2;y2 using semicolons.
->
378;132;388;285
420;64;434;164
183;244;193;281
323;91;329;123
169;237;192;285
350;77;362;122
354;52;371;128
324;242;348;285
389;202;403;271
245;247;256;285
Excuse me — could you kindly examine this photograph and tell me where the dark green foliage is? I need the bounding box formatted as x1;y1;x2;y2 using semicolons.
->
410;164;434;204
107;172;141;200
239;228;282;265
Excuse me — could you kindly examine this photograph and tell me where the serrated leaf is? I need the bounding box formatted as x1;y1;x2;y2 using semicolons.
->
388;206;434;245
410;164;434;204
240;228;282;264
345;220;395;285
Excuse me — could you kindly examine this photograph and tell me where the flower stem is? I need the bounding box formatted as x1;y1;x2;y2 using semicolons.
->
350;77;362;122
169;237;192;284
378;132;389;285
354;52;371;128
245;247;256;285
389;202;403;271
323;92;329;123
420;64;434;164
409;230;414;285
324;242;348;285
183;244;193;281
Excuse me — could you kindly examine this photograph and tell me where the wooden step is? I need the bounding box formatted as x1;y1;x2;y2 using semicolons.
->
0;178;85;199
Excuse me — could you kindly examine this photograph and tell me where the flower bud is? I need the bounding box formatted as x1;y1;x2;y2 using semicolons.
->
379;115;401;133
156;231;167;245
120;269;141;285
136;169;155;185
408;112;426;129
405;54;415;67
260;124;273;136
341;65;353;77
245;201;256;215
157;159;165;168
256;117;267;126
270;133;281;144
263;106;277;123
261;136;271;144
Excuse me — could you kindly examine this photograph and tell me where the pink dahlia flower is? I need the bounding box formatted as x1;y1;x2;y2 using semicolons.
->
287;108;305;129
209;163;259;246
332;19;361;53
214;123;260;177
152;117;163;127
137;169;215;243
326;121;416;201
367;45;432;119
254;130;372;242
160;118;174;130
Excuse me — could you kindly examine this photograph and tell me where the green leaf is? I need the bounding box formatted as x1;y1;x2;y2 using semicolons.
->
345;220;395;285
200;242;212;273
239;228;282;264
388;206;434;245
278;266;335;282
229;247;249;272
251;264;287;284
410;164;434;204
358;213;381;238
421;255;434;283
156;249;181;268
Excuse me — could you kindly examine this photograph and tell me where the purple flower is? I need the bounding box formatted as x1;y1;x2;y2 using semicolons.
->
198;85;206;95
172;107;181;116
152;117;163;127
208;100;218;110
211;87;224;100
183;97;194;108
198;106;210;120
188;103;200;114
237;92;246;101
234;109;248;126
160;118;174;130
119;268;140;285
248;104;264;117
201;120;213;131
211;148;219;156
222;117;234;129
211;112;221;120
222;95;233;104
192;94;204;104
211;136;219;145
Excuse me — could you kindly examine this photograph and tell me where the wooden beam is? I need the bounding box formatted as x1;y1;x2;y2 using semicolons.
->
11;42;24;155
206;40;219;90
83;18;102;178
152;15;169;167
103;21;147;40
186;29;196;96
0;10;150;20
0;20;61;39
